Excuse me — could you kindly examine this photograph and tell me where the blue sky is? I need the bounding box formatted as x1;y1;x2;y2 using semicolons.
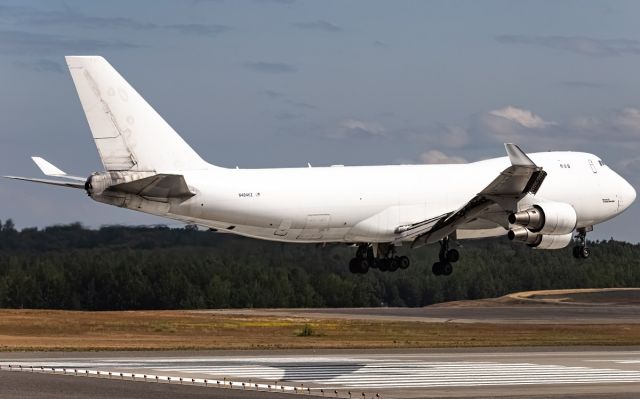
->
1;0;639;242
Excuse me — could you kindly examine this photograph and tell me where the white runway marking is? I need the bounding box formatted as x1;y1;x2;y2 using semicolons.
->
156;360;640;389
3;355;640;390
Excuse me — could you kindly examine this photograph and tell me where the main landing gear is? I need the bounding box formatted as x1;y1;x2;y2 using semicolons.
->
348;243;410;274
432;237;459;276
572;227;591;259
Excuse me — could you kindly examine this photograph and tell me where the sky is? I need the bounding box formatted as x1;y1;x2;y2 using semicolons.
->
0;0;639;242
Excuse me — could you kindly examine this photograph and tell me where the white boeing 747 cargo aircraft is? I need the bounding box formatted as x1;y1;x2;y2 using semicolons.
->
4;57;637;276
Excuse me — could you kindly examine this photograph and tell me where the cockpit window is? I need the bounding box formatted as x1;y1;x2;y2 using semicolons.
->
598;160;605;166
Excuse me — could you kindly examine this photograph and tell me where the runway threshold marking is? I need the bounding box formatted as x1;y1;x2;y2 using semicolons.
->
3;356;640;391
156;361;640;389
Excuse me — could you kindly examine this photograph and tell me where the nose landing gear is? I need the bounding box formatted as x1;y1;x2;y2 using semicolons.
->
572;227;592;259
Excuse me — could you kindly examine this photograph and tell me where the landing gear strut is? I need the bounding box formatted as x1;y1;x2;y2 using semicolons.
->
572;227;591;259
348;243;410;274
432;237;459;276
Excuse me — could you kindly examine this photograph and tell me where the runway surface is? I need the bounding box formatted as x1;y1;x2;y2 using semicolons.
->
3;348;640;398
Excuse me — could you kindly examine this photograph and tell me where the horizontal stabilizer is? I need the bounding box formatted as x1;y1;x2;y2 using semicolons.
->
31;157;86;182
3;176;85;189
110;174;194;199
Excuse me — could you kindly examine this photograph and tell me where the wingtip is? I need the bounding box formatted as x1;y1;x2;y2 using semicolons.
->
505;143;536;167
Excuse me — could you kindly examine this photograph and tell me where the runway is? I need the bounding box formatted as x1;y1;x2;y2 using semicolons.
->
3;348;640;398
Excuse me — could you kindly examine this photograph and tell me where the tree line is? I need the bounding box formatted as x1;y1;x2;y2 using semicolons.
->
0;219;638;310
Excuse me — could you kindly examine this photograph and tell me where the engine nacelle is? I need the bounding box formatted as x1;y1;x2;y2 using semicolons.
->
507;227;573;249
533;233;573;250
508;202;577;235
507;226;540;245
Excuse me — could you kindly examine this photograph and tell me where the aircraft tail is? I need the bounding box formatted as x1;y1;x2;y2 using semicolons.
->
66;56;209;172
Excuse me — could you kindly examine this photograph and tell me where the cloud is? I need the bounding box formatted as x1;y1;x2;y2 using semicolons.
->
0;30;138;55
419;150;466;164
472;106;564;149
467;104;640;153
489;106;555;129
432;124;469;148
244;61;297;73
14;58;64;73
611;107;640;133
617;157;640;180
566;108;640;141
0;5;231;37
496;34;640;57
293;20;341;33
328;119;387;139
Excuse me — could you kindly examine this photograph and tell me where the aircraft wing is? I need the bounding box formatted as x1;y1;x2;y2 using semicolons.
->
404;143;547;247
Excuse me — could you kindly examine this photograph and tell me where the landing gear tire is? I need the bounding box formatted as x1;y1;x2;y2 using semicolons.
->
358;259;370;274
349;258;370;274
432;261;453;276
378;259;389;272
580;247;591;259
572;246;581;259
446;249;460;263
398;256;410;269
432;262;443;276
349;258;359;274
388;257;400;272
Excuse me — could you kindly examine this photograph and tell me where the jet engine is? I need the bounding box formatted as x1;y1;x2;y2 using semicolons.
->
507;227;573;249
508;202;577;235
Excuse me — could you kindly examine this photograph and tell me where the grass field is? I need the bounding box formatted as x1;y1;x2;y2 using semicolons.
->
0;309;639;351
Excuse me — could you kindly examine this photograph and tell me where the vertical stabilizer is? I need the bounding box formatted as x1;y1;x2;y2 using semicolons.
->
66;56;209;172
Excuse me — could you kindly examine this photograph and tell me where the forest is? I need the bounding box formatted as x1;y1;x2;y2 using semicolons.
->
0;218;638;310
